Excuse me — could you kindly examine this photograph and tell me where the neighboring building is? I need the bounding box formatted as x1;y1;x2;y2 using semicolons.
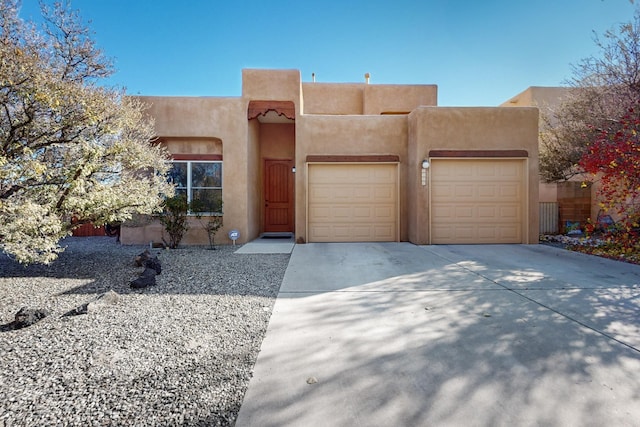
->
502;86;601;233
121;69;539;246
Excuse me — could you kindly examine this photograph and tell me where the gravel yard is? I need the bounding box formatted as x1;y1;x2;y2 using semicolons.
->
0;237;290;426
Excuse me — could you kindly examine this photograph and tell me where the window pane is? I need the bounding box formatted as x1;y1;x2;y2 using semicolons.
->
191;162;222;188
191;189;222;213
168;162;188;188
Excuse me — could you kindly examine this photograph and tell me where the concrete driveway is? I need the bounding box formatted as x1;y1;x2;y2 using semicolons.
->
236;243;640;427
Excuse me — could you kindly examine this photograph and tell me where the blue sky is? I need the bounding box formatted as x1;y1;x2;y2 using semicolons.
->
18;0;636;106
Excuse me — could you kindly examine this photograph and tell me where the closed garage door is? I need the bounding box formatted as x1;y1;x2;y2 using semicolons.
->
431;159;526;244
308;163;398;242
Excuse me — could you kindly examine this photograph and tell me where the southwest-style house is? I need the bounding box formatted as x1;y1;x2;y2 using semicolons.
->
120;69;539;246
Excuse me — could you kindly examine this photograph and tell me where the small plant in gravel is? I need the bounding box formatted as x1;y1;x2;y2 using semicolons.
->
157;194;190;249
197;215;223;250
192;199;223;250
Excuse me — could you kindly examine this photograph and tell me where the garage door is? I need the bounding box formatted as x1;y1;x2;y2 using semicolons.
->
308;163;398;242
430;159;526;244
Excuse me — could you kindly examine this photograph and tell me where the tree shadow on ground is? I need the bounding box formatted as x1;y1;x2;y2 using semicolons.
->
238;243;640;426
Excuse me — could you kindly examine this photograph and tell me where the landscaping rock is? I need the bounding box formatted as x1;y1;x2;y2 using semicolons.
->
13;307;50;329
131;249;161;288
63;290;122;317
61;302;89;317
89;290;121;308
134;249;152;267
0;236;289;426
143;256;162;275
130;267;157;288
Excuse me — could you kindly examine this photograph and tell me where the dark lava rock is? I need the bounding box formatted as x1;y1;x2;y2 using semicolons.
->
144;256;162;275
13;307;50;329
134;249;152;267
62;303;89;317
130;267;157;288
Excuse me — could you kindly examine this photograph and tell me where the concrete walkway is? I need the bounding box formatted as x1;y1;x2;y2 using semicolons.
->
236;243;640;427
234;235;295;254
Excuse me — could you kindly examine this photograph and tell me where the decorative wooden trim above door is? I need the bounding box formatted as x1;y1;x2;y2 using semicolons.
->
248;101;295;120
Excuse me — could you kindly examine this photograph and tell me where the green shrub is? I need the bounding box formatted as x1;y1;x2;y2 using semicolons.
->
157;194;190;249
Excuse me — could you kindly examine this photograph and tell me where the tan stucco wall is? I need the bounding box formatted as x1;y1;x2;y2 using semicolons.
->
301;83;438;115
122;71;541;247
242;69;301;104
539;182;558;202
121;221;164;246
407;107;540;244
162;138;222;156
138;96;244;137
129;72;303;246
130;96;252;245
246;118;261;241
295;115;408;242
501;86;572;108
363;84;437;114
259;123;296;159
301;83;364;115
121;218;223;247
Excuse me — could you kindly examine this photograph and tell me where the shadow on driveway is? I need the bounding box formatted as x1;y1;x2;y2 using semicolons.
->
237;243;640;427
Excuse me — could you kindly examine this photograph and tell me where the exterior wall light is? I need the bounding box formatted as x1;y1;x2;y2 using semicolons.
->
421;160;429;186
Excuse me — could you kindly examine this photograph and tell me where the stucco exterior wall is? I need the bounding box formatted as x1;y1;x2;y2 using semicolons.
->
363;84;437;114
122;70;541;247
301;83;364;115
539;182;558;202
138;96;244;137
407;106;540;244
242;69;301;104
162;138;222;156
259;123;296;159
407;109;427;244
246;118;261;241
502;86;572;108
128;96;252;245
295;115;408;242
301;83;438;115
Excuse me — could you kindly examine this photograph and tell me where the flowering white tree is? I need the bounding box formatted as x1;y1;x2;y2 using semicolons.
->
0;0;174;264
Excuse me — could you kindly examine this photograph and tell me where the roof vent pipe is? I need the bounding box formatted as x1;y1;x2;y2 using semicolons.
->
312;72;316;82
365;73;370;84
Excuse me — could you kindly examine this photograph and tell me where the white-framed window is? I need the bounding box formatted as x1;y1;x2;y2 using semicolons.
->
168;161;222;214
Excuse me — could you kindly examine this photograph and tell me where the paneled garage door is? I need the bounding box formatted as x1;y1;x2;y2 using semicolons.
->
307;163;398;242
430;159;526;244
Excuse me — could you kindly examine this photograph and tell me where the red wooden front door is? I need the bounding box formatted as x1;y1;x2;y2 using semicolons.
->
264;159;294;233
